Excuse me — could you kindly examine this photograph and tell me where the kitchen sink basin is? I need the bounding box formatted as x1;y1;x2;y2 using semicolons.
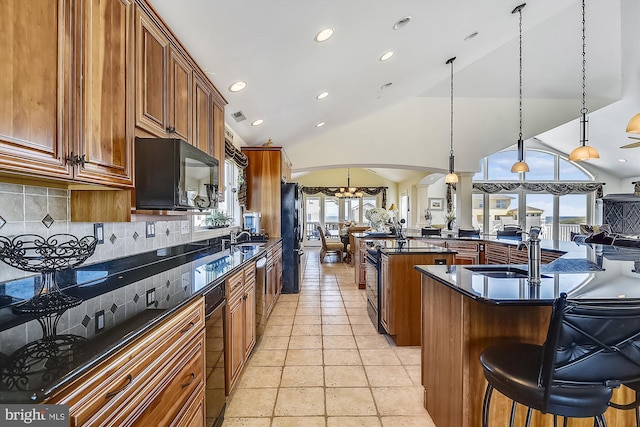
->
464;265;541;279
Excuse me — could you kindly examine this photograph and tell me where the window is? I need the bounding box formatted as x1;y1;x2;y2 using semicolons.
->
474;148;594;240
194;159;241;231
302;193;381;245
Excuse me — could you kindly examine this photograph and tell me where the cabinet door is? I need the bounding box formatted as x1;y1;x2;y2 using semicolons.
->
0;0;71;179
193;75;211;155
224;294;244;395
135;6;168;136
244;280;256;359
380;256;392;334
76;0;133;186
212;100;225;200
168;48;192;142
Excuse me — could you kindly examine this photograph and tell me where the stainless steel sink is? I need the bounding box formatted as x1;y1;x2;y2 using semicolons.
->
464;265;545;279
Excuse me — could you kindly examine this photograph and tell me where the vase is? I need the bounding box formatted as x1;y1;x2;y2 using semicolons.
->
447;220;455;230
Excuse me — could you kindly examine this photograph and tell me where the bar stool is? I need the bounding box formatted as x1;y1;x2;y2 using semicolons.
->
480;293;640;427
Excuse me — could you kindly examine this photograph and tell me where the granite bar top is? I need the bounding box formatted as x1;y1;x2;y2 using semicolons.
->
0;238;277;403
415;241;640;305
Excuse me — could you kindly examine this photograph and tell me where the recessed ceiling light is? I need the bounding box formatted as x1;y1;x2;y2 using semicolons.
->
464;31;479;41
316;122;326;128
393;16;412;30
380;82;393;90
229;81;247;92
379;51;394;61
619;158;627;163
251;119;264;126
316;91;329;100
315;28;334;42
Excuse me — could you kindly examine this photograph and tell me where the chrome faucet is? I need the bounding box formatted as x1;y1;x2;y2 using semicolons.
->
231;230;252;244
517;226;542;285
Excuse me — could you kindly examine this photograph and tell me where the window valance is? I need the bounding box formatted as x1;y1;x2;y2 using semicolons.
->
470;182;605;198
225;140;248;169
301;186;388;207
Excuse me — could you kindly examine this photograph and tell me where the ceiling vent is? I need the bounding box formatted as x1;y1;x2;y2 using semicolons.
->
231;111;246;122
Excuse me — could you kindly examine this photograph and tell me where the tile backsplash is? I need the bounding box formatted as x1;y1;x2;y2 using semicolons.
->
0;183;228;283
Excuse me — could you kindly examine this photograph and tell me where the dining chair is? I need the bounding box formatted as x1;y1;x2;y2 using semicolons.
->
480;293;640;427
317;225;344;263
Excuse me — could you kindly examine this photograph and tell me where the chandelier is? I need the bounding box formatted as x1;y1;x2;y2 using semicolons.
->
335;168;363;198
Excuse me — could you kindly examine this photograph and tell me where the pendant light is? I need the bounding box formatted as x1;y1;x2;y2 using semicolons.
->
511;4;529;174
335;168;363;198
568;0;600;162
444;57;458;184
626;113;640;134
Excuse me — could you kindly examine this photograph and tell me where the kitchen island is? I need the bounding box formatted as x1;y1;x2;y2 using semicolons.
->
415;241;640;426
368;239;456;345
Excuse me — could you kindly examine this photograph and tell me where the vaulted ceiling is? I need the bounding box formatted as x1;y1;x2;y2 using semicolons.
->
148;0;639;182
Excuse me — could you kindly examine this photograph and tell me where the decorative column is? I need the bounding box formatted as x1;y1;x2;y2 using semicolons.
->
456;172;474;230
415;184;431;227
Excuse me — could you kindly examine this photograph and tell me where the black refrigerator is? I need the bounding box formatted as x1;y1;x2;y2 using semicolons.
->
281;182;302;293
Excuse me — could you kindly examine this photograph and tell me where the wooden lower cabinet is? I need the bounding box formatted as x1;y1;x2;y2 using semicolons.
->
447;240;483;264
46;297;205;427
224;264;257;395
176;388;206;427
381;251;454;346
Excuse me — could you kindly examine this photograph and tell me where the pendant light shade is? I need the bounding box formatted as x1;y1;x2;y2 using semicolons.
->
444;57;458;184
511;140;530;173
626;113;640;134
335;168;363;198
569;0;600;162
511;4;529;174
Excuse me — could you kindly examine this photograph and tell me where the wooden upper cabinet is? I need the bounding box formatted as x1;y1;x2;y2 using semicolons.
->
135;6;168;137
193;75;212;155
212;99;225;201
75;0;133;186
0;0;72;179
168;48;192;142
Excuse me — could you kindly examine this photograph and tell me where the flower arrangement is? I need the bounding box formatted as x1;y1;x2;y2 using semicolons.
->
365;208;392;233
445;210;456;222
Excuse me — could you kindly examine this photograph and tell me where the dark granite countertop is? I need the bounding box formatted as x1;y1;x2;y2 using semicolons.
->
0;237;278;403
368;239;457;255
415;241;640;305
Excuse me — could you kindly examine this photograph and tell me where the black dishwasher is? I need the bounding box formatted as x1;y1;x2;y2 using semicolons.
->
203;283;226;427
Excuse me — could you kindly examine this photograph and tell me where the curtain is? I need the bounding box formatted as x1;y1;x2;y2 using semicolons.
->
225;140;248;206
470;182;605;198
301;186;388;207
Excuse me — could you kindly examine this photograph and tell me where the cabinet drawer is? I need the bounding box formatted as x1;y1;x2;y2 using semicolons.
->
130;331;205;426
447;241;479;251
49;298;204;426
226;270;244;299
244;264;256;284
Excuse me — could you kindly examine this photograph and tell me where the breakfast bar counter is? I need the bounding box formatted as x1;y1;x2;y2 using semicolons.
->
415;241;640;426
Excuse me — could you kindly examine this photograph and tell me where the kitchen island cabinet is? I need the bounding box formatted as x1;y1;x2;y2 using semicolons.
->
379;242;455;346
415;242;639;427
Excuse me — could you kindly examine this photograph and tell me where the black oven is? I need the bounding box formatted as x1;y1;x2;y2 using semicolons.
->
365;247;385;333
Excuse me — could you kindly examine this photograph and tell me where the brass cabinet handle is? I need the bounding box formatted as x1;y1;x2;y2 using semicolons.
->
180;322;195;333
105;374;133;398
181;372;196;389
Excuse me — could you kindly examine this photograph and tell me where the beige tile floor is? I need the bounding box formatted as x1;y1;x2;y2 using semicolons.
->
222;247;436;427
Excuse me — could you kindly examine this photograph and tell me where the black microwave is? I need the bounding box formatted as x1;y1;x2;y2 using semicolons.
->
135;138;219;210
